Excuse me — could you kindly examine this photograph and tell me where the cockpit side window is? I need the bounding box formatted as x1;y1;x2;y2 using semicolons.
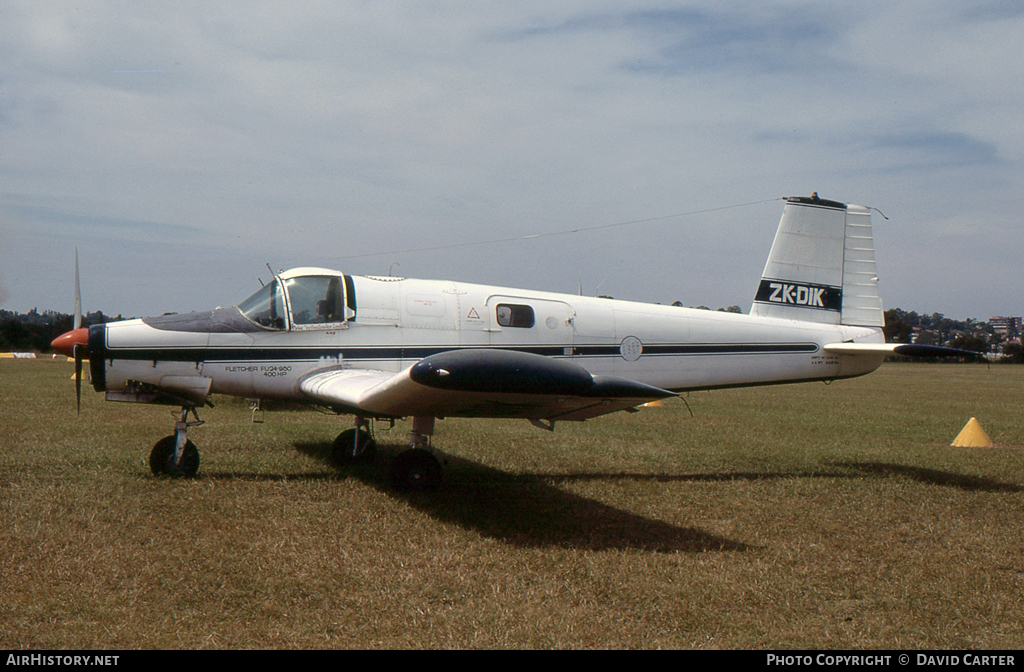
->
284;276;346;326
237;281;287;329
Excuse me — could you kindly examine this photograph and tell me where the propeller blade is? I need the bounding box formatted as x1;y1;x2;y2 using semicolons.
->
51;248;88;414
73;248;82;330
74;343;83;415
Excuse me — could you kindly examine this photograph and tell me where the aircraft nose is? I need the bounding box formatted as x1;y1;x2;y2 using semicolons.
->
51;327;89;358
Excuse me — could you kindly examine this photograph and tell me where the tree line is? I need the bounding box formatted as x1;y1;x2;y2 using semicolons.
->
0;309;122;353
882;308;1023;363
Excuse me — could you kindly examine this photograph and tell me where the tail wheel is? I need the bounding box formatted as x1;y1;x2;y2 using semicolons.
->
150;436;200;478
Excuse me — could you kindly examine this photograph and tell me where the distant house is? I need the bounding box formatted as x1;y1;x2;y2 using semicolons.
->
989;316;1022;338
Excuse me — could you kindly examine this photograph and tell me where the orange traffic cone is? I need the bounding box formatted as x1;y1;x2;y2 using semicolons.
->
951;417;993;448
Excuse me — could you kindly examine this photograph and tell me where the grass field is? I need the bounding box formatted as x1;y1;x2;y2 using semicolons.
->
1;359;1022;649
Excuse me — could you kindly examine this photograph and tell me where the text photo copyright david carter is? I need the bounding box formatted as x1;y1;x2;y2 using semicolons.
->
767;654;1016;667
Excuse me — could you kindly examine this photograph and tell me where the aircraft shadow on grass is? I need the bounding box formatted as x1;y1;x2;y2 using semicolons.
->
552;462;1023;495
839;461;1023;493
294;441;753;554
201;448;1020;553
567;461;1023;494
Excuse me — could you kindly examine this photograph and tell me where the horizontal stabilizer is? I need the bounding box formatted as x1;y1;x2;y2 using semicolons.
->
823;342;985;359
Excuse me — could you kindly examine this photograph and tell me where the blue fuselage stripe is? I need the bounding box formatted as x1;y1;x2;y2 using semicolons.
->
96;342;818;363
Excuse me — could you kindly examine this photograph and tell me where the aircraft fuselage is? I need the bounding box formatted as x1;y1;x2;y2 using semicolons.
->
88;272;885;413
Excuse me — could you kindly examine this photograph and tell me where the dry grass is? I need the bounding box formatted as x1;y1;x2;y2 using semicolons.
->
1;359;1022;649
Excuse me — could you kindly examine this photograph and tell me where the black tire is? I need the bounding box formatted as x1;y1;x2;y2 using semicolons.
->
389;449;442;491
331;427;376;467
150;435;200;478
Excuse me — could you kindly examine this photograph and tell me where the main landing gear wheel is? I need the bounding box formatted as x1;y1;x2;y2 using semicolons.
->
389;449;442;492
150;436;200;478
331;427;377;467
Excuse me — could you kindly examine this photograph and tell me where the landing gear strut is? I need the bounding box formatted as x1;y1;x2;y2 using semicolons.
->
150;407;203;478
331;417;376;467
389;416;442;491
329;416;443;491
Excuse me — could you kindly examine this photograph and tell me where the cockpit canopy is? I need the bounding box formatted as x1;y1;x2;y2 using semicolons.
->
236;268;352;330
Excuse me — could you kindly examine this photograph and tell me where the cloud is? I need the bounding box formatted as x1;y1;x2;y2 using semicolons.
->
0;3;1022;319
959;0;1024;22
502;6;849;77
865;131;1001;170
5;196;211;243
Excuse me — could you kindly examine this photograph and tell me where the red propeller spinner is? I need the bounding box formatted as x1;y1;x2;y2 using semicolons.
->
51;327;89;358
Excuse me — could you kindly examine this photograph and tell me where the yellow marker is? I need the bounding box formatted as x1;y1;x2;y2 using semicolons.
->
951;417;993;448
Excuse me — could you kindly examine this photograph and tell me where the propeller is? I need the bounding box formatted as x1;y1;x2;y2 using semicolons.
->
74;249;82;414
51;248;89;414
74;248;82;330
73;344;83;413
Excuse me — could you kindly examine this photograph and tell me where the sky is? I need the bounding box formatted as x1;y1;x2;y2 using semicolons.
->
2;1;1022;320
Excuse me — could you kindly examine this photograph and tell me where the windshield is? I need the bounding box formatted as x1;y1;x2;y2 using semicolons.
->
284;275;345;325
237;281;287;329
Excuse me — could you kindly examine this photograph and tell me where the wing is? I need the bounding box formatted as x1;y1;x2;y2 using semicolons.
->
299;348;675;422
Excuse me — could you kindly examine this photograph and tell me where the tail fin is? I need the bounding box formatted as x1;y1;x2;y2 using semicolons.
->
750;195;883;327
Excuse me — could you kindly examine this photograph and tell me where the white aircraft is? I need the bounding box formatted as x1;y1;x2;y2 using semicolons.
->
51;195;971;489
